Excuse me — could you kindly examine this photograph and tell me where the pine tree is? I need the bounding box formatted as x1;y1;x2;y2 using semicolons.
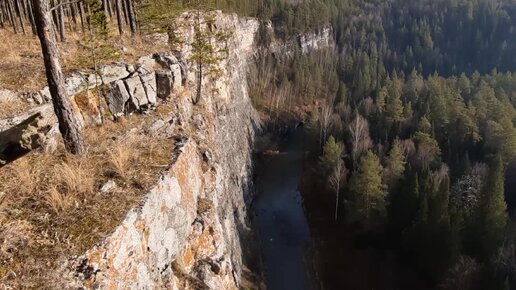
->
418;115;432;133
319;136;344;176
383;139;406;188
33;0;86;155
347;150;388;230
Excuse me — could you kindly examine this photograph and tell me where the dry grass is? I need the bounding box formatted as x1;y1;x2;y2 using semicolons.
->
0;107;175;288
0;27;169;93
0;98;34;120
0;30;45;91
0;28;169;121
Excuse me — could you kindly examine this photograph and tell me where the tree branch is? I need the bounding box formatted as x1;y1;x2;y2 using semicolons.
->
50;0;83;13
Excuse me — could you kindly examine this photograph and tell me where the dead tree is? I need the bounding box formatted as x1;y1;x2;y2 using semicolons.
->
32;0;86;155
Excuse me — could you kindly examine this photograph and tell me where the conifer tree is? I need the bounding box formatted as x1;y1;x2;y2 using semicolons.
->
319;136;344;176
469;155;508;261
347;150;388;230
383;139;406;188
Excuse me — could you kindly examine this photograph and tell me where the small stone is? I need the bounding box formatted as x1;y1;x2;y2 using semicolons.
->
39;87;52;102
149;119;166;133
32;93;44;105
100;180;117;193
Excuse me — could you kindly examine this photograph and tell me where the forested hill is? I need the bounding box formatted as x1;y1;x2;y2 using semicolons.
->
232;0;516;76
244;1;516;289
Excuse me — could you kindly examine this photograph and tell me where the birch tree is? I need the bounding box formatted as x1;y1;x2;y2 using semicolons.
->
349;113;372;169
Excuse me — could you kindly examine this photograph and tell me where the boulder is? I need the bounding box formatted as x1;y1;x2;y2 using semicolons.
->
125;75;148;110
99;64;131;84
65;72;88;96
153;52;186;87
156;71;173;100
137;55;157;74
103;80;131;117
140;73;157;105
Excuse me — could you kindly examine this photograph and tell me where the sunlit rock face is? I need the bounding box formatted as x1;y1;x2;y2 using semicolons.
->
298;26;333;53
64;12;260;290
1;9;327;288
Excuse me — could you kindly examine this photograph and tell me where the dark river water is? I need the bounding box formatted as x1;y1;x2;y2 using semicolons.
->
253;129;316;290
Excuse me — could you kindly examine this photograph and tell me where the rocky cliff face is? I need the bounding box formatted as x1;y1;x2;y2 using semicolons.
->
63;12;261;289
0;10;332;288
298;26;333;53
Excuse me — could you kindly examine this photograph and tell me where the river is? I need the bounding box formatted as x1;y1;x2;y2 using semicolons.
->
252;129;316;290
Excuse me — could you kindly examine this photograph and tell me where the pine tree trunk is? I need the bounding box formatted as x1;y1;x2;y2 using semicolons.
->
115;0;123;35
58;0;65;41
32;0;86;155
196;62;202;104
27;0;37;34
7;0;18;33
0;2;5;29
14;0;26;34
78;1;86;32
125;0;136;35
121;0;129;25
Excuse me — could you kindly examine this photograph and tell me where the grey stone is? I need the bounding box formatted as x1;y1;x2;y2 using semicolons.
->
103;80;131;117
137;55;157;74
140;73;157;105
65;73;88;96
170;64;182;91
39;87;52;102
149;119;166;133
41;124;60;153
156;71;173;100
153;53;186;87
126;65;136;74
100;180;117;193
125;75;148;109
99;64;131;85
32;92;44;105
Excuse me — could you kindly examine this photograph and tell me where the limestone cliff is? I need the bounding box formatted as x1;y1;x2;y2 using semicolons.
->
61;12;261;289
0;10;333;288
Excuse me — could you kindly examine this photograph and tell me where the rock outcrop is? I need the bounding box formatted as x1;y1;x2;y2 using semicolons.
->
0;9;329;288
60;11;261;289
298;26;333;53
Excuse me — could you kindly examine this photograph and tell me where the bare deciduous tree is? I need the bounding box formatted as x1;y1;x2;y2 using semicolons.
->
318;101;333;147
328;160;348;221
349;113;373;169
